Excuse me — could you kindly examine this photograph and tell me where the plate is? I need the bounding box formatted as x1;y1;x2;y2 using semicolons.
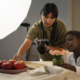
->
0;66;27;74
25;61;45;69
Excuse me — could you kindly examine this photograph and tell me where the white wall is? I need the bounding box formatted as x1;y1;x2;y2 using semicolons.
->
69;0;80;31
0;0;69;61
24;0;69;29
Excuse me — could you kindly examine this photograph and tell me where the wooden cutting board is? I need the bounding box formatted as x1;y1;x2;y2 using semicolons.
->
25;61;46;69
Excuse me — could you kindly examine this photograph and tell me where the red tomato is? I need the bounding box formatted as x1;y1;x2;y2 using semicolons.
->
19;61;25;66
0;60;7;68
9;59;17;65
13;61;25;69
1;62;13;70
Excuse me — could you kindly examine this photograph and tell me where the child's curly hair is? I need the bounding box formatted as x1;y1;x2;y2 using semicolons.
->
66;30;80;39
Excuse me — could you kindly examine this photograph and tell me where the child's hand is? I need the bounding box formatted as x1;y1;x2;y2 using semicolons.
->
60;63;76;72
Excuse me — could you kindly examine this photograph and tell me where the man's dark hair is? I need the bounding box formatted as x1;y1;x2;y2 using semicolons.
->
66;30;80;39
40;3;58;18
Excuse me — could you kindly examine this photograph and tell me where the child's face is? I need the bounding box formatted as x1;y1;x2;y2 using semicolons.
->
65;34;80;52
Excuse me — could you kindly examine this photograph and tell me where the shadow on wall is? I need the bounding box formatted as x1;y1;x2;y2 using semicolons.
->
0;25;40;61
0;26;27;61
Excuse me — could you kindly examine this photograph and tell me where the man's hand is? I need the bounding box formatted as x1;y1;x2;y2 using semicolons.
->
60;63;76;72
13;54;23;61
44;44;51;50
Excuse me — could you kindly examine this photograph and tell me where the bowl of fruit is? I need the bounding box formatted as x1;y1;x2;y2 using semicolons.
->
0;59;27;74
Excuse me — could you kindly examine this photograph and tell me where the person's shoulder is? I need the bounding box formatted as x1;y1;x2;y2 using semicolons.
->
30;20;41;30
56;18;66;26
33;20;42;27
56;19;67;32
69;54;74;61
69;53;74;64
70;54;74;59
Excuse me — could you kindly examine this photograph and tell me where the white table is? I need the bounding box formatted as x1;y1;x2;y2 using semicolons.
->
0;61;80;80
0;61;52;80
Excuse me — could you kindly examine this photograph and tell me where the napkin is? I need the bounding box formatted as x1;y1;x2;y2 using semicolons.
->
29;66;49;76
28;66;80;80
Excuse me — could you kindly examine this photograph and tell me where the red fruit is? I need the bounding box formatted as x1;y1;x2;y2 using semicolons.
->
1;62;13;70
19;61;25;66
0;60;7;68
13;61;25;69
9;59;17;65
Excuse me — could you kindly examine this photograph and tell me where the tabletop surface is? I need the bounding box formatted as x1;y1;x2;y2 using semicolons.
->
0;61;80;80
25;61;53;69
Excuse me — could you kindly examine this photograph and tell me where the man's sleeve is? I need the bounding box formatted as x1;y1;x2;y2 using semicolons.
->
26;23;39;41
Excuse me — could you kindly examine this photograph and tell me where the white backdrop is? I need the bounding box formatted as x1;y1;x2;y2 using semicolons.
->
0;0;31;39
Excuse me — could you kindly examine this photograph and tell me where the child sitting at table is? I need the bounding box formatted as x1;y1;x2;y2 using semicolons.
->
60;30;80;74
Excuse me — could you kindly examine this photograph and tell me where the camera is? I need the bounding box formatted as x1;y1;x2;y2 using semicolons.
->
37;39;49;54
